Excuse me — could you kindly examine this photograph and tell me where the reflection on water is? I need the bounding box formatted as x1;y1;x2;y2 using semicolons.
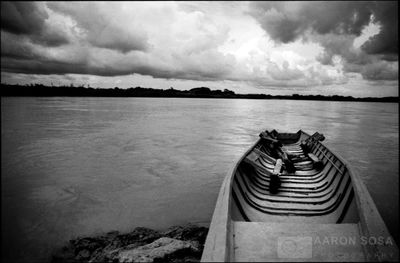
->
1;97;398;262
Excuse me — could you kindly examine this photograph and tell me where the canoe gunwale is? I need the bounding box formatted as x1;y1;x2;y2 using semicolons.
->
201;129;398;262
315;140;398;260
201;138;260;262
301;130;398;260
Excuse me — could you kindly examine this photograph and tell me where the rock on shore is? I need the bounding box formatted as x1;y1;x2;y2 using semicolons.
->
51;224;208;263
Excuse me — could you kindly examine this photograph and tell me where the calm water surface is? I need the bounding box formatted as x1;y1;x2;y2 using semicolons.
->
1;97;398;262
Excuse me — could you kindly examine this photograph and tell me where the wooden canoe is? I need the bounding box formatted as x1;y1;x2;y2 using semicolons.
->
201;130;398;262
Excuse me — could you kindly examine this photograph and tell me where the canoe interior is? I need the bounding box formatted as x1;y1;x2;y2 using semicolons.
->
202;129;398;262
231;130;359;224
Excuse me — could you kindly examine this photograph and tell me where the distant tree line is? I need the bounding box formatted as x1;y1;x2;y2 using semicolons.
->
0;83;398;102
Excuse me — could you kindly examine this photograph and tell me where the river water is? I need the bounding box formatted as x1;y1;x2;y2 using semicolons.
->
1;97;398;262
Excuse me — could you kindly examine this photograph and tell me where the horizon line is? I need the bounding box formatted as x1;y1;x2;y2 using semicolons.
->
1;82;399;100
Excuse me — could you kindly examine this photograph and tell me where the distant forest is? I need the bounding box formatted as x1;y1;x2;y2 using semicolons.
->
1;83;398;102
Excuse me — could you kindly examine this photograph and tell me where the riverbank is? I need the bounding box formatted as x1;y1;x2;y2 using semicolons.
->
2;83;398;102
51;224;208;262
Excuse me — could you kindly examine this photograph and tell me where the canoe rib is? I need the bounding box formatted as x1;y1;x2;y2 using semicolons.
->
201;130;399;262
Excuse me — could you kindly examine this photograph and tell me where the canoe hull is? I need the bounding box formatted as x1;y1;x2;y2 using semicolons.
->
201;130;398;262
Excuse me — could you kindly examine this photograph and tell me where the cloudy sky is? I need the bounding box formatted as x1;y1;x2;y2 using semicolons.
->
1;1;398;97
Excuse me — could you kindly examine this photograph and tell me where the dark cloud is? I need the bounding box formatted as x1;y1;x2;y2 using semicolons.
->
1;57;223;81
361;2;398;55
1;58;88;76
248;2;373;43
1;1;147;53
380;54;398;62
1;2;47;35
249;1;398;57
91;27;147;54
313;34;372;66
1;2;69;47
248;1;398;81
34;25;71;47
1;47;235;82
1;2;234;82
1;1;397;87
361;63;398;80
247;2;306;43
344;60;398;81
1;32;39;60
314;33;398;81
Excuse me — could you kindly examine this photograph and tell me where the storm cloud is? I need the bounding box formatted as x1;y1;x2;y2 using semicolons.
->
1;2;238;81
1;41;237;81
1;2;47;35
248;1;398;81
361;2;398;55
248;2;371;42
1;2;70;46
248;1;397;56
1;1;398;93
